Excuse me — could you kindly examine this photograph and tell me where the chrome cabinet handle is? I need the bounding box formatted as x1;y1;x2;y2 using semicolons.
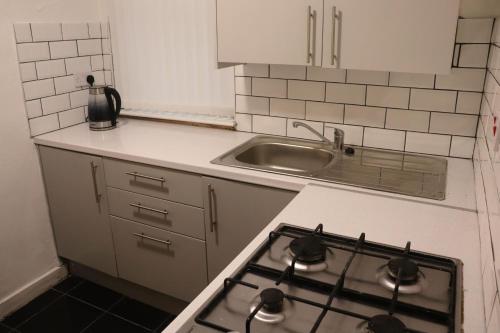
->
129;202;168;216
331;6;339;66
125;171;165;183
90;161;101;203
207;184;217;232
133;232;171;246
306;6;316;64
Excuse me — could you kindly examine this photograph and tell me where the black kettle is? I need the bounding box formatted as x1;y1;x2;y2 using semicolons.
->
87;76;121;131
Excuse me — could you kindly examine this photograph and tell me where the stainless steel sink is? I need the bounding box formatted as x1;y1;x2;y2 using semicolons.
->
212;135;447;200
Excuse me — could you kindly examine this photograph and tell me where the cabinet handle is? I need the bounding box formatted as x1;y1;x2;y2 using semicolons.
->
331;6;340;66
130;202;168;216
125;171;165;183
207;184;217;232
90;161;101;203
133;232;171;246
306;6;316;64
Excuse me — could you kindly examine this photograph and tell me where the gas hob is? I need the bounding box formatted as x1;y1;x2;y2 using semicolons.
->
190;224;463;333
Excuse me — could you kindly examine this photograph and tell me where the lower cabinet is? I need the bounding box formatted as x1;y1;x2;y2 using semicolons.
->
110;216;208;301
203;177;297;280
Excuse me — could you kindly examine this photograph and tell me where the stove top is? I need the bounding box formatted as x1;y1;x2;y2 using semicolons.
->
191;224;463;333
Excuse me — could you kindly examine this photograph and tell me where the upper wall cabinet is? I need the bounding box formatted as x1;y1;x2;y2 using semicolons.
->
216;0;459;74
217;0;324;66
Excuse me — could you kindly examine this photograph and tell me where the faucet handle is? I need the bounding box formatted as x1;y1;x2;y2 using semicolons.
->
326;126;344;151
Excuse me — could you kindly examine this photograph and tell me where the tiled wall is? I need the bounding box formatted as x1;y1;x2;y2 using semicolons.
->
474;19;500;333
234;18;494;158
13;22;114;137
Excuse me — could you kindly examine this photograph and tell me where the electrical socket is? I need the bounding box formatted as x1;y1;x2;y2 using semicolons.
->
73;72;92;87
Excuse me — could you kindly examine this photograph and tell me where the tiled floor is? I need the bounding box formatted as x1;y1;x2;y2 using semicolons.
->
0;276;176;333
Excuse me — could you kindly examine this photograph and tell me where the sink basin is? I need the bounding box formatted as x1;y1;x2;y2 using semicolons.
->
212;135;447;200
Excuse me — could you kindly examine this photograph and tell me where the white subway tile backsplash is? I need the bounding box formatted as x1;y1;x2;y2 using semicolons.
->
90;55;104;71
288;80;325;101
270;99;305;118
386;109;430;132
363;128;405;150
366;86;410;109
31;23;62;42
49;41;78;59
450;136;476;158
459;44;490;68
41;94;70;115
252;78;286;98
325;124;364;146
23;79;55;100
103;55;113;70
435;68;486;92
344;105;385;128
58;107;85;128
102;39;112;54
234;113;252;132
410;89;457;113
101;22;110;38
270;65;306;80
54;75;77;94
62;23;89;40
405;132;451;156
453;44;460;67
235;64;269;77
484;263;499;324
346;70;389;86
65;57;91;75
429;113;478;136
457;92;482;115
88;22;102;38
389;72;434;88
69;89;89;108
252;115;286;135
326;83;365;105
19;62;37;82
487;299;500;333
456;18;494;44
236;95;269;115
36;59;66;79
104;71;113;85
17;43;50;62
305;102;343;123
286;119;323;140
307;67;346;82
235;77;251;95
25;100;42;118
77;39;102;56
28;113;59;136
91;71;105;85
14;23;32;43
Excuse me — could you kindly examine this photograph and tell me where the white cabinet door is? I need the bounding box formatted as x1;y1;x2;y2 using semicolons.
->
217;0;323;66
323;0;459;74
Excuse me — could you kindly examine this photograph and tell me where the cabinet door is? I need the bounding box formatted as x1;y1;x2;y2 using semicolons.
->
217;0;323;66
39;146;117;276
202;177;296;280
322;0;459;73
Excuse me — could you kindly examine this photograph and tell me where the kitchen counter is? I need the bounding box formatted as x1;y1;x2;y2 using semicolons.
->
167;184;482;333
34;118;476;211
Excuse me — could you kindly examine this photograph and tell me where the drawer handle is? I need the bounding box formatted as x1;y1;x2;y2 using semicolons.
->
90;161;101;203
130;202;168;216
126;171;166;183
207;184;217;232
133;232;171;246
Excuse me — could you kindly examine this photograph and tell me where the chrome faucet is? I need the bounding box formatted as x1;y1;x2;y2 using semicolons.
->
292;121;344;151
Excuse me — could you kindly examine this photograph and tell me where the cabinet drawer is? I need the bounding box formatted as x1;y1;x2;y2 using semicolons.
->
108;187;205;239
103;158;203;207
111;216;208;302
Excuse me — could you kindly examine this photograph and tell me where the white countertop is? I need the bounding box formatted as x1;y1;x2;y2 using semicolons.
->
34;118;476;211
167;184;482;333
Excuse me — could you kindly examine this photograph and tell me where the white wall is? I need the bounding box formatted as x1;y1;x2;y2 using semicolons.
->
0;0;103;311
460;0;500;18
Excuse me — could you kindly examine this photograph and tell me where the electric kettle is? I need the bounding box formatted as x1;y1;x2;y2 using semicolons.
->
87;76;121;130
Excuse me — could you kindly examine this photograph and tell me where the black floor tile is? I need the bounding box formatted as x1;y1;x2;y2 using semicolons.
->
52;276;84;293
2;289;62;328
17;295;102;333
68;281;122;310
110;297;169;330
83;314;149;333
153;314;176;332
0;323;12;333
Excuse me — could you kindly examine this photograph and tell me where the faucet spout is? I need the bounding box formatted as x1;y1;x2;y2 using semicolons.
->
292;121;344;151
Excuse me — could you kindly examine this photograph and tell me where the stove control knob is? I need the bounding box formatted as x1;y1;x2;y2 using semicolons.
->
344;147;355;155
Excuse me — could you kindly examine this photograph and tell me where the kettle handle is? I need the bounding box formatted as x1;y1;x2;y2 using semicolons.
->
104;87;121;125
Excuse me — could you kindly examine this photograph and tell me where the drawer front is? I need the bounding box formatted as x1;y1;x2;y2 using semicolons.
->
108;187;205;239
111;216;208;302
103;158;203;207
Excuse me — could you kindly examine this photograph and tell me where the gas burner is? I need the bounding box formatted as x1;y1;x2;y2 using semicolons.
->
376;258;427;294
249;288;292;324
282;235;329;272
356;314;406;333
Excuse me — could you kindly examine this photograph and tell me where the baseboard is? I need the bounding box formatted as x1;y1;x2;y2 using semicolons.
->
0;265;68;319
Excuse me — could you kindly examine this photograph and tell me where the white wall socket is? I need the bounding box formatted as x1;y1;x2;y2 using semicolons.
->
74;72;92;87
